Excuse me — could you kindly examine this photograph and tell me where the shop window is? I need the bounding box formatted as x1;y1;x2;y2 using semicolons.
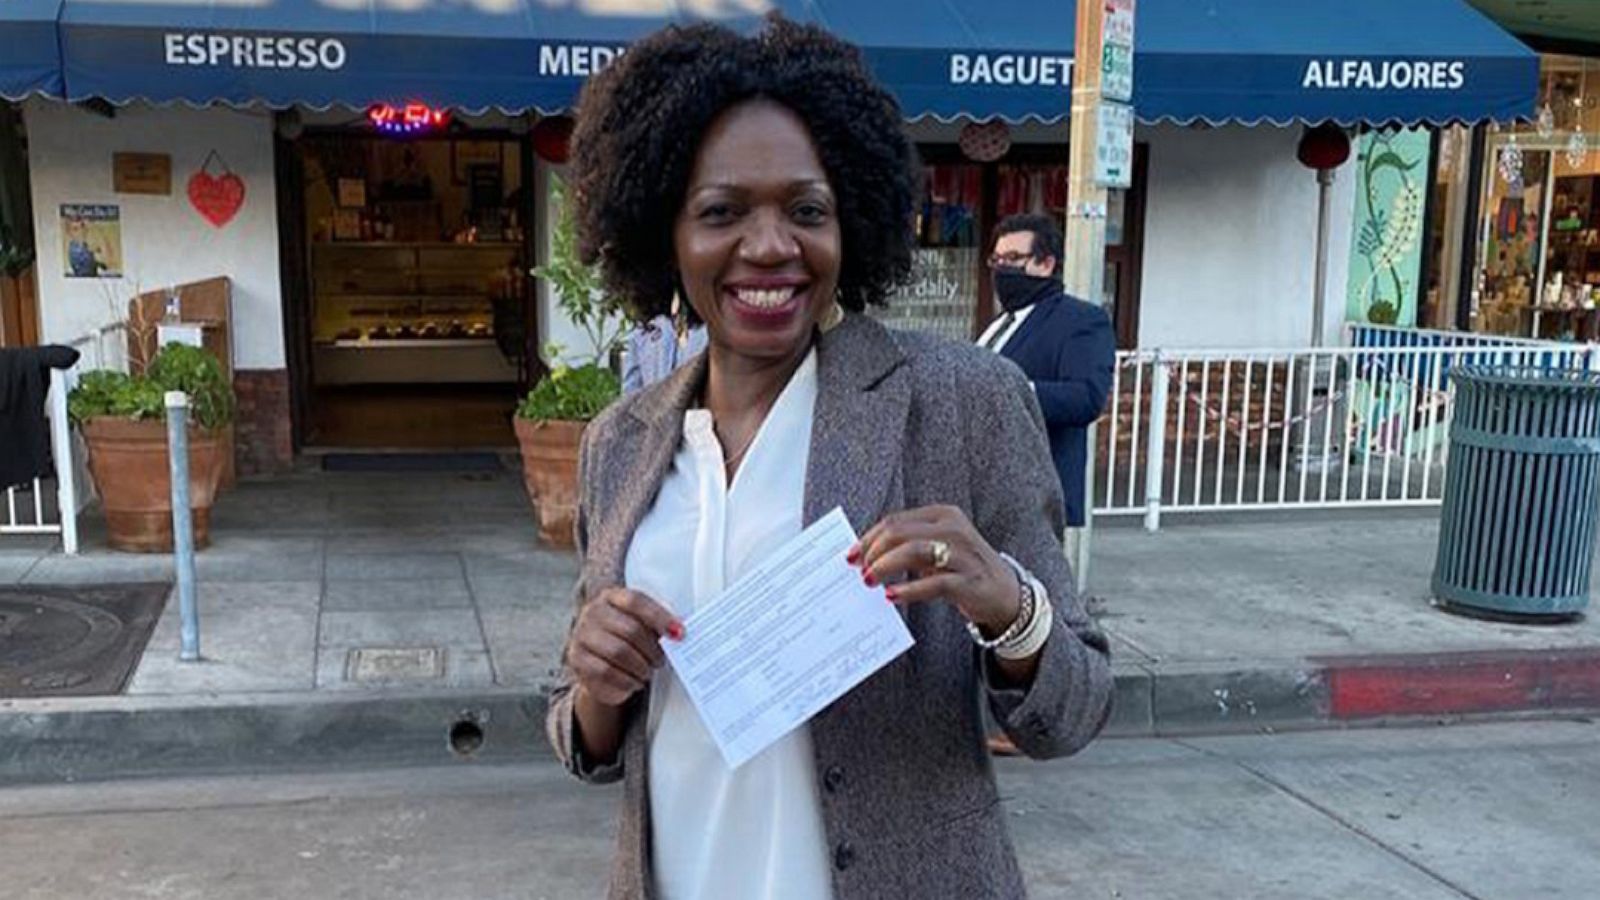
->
876;162;983;340
996;164;1070;221
1468;55;1600;342
1476;145;1549;337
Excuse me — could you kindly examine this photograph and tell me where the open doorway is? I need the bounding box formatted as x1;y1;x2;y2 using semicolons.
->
278;124;536;451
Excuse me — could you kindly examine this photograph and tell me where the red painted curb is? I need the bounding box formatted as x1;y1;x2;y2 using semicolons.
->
1319;647;1600;720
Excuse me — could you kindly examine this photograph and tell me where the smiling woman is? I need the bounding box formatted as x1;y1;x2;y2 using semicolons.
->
545;16;1114;900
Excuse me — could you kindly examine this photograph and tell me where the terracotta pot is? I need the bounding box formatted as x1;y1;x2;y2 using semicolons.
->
81;417;225;553
514;417;586;549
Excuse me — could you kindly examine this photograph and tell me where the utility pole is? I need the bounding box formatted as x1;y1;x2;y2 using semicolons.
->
1064;2;1105;307
1064;0;1135;591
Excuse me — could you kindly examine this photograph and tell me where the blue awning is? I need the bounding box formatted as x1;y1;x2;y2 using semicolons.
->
0;0;1536;126
1134;0;1539;126
0;0;66;100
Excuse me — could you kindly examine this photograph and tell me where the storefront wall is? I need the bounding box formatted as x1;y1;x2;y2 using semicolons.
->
24;100;293;471
1138;123;1357;350
17;102;1366;469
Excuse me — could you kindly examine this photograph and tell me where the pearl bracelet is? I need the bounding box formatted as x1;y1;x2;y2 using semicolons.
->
995;586;1053;660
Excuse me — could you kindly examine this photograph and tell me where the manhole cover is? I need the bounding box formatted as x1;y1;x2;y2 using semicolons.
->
0;583;170;697
346;647;445;683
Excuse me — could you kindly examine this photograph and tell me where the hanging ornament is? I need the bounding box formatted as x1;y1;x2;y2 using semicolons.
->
187;150;246;228
1568;128;1589;168
1498;137;1524;189
1537;103;1556;138
1568;61;1590;169
958;120;1011;162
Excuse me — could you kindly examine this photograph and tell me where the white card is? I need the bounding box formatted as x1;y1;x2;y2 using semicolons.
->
660;506;915;769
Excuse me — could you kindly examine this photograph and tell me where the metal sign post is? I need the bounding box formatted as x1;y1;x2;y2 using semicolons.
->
166;390;201;662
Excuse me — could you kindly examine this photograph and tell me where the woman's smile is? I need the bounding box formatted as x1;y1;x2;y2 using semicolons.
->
723;277;810;325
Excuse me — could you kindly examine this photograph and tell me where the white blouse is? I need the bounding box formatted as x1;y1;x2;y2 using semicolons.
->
622;348;836;900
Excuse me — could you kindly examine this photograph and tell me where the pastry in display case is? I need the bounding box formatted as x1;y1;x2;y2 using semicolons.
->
309;242;522;385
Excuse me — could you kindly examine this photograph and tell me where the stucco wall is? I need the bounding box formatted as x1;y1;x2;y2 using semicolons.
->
1137;123;1357;349
25;100;285;368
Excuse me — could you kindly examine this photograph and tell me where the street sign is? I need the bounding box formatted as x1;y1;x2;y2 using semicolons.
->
1095;101;1134;188
1101;0;1136;103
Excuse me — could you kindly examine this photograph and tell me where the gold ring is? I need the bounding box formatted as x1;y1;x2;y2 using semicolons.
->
929;540;951;570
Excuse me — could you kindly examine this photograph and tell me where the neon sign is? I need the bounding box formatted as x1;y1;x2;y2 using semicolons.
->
367;103;450;135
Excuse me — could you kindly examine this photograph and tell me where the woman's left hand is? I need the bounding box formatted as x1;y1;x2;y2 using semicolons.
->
849;505;1020;636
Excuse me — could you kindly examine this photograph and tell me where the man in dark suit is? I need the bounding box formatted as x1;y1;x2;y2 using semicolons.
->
977;213;1115;530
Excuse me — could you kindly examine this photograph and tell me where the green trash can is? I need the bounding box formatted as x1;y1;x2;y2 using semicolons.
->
1434;365;1600;619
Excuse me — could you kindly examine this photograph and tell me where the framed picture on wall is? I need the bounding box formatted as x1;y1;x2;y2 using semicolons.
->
60;204;123;278
452;141;502;185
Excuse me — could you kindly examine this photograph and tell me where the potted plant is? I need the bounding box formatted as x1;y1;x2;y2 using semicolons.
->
515;176;626;548
67;342;234;552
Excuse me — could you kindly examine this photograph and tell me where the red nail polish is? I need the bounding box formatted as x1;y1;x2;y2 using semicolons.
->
863;571;877;587
884;586;898;602
668;622;685;641
846;546;861;565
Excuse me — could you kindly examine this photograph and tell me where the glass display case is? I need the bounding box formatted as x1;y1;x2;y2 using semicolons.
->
310;242;522;385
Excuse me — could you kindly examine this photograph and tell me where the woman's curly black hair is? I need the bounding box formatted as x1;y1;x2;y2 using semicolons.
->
567;16;920;322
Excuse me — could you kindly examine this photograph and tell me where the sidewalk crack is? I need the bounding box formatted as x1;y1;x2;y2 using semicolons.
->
1171;738;1484;900
313;535;328;688
462;553;498;686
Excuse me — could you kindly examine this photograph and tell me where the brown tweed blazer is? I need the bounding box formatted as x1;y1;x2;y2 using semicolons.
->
546;313;1114;899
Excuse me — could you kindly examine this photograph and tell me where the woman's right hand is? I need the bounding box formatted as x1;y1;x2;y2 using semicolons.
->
569;587;684;707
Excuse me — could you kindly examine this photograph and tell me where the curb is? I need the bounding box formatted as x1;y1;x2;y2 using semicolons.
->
6;647;1600;784
1105;646;1600;738
0;689;550;786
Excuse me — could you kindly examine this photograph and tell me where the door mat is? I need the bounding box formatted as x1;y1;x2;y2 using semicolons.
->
0;583;170;697
321;453;505;473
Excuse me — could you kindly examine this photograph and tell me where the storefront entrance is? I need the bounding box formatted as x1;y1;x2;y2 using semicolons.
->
276;122;537;451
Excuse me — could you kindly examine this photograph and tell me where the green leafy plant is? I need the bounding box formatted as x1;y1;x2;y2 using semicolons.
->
518;176;626;423
68;343;234;430
516;354;620;424
531;175;627;366
67;370;164;423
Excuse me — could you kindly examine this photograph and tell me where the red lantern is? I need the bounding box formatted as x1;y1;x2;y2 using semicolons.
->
1297;123;1352;171
531;116;575;164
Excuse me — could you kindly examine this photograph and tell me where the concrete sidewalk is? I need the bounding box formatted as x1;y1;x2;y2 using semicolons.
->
4;467;1600;783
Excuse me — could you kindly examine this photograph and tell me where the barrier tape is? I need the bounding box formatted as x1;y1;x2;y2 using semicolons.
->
1111;362;1344;441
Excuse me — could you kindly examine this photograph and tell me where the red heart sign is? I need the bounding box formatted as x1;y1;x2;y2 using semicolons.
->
187;171;246;228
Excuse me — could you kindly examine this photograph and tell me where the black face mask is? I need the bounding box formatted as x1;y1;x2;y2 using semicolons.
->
991;267;1055;313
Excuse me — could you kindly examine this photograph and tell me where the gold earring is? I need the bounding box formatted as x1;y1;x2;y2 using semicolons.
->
671;291;689;343
818;299;844;333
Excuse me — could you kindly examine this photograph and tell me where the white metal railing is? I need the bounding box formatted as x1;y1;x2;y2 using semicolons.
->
66;320;129;372
2;367;79;553
1093;335;1600;529
0;324;123;554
